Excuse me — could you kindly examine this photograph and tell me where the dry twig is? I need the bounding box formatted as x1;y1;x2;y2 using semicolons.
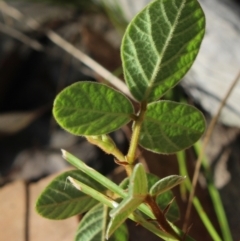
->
0;22;43;51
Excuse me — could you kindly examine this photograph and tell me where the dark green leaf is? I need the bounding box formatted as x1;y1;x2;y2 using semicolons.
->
53;82;134;135
36;170;106;219
139;101;206;153
121;0;205;102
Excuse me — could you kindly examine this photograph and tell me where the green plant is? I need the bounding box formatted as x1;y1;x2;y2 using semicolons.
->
35;0;206;240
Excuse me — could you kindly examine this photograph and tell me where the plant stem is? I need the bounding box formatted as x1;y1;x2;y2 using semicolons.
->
194;142;232;241
184;71;240;236
176;151;187;201
177;149;223;241
86;135;125;162
68;177;176;240
126;101;147;165
145;195;182;240
124;164;134;176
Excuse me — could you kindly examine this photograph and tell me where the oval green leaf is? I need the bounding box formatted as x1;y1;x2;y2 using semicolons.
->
75;204;128;241
150;175;186;197
139;101;206;153
53;82;134;135
36;170;106;220
121;0;205;102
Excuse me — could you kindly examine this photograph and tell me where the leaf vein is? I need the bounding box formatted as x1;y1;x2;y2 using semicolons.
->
127;35;149;85
144;0;187;100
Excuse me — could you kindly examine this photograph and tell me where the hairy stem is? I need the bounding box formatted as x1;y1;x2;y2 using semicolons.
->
126;101;147;165
145;195;182;240
86;135;125;162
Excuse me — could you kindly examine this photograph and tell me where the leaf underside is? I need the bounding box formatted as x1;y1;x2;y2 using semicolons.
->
53;82;134;136
150;175;186;197
36;170;106;220
139;101;206;154
75;204;128;241
121;0;205;102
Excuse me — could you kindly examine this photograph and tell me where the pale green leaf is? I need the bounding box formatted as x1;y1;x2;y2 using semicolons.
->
146;173;180;223
67;170;188;240
148;173;180;224
35;170;106;219
129;162;148;196
139;101;206;153
150;175;186;197
107;164;148;238
121;173;180;223
106;197;142;239
121;0;205;102
66;177;119;209
66;176;178;240
62;151;191;239
62;150;127;198
110;163;148;217
53;82;134;135
75;204;128;241
109;196;143;219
